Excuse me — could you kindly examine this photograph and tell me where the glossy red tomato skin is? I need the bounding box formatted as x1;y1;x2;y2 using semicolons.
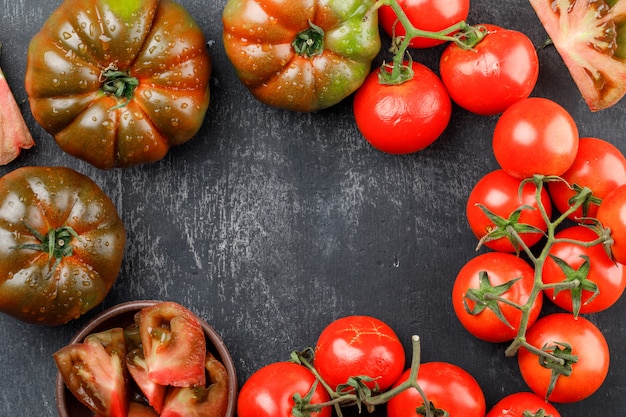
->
492;97;579;179
466;169;552;252
379;0;470;49
440;24;539;116
518;313;609;403
486;392;562;417
548;137;626;221
387;362;486;417
542;226;626;314
353;61;451;154
237;362;331;417
314;315;405;391
597;183;626;264
453;252;542;343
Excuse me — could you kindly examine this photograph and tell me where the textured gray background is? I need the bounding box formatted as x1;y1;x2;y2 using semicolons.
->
1;0;625;416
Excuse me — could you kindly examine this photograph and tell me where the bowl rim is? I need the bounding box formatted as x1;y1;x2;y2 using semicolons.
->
55;299;238;417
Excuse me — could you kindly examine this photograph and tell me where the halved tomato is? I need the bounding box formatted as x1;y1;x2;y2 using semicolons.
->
529;0;626;111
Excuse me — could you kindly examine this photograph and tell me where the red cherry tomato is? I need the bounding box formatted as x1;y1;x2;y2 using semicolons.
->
453;252;542;343
387;362;486;417
597;183;626;264
353;61;451;154
314;315;405;391
466;169;552;252
237;362;331;417
548;137;626;221
542;226;626;315
440;24;539;116
379;0;470;49
517;314;609;403
486;392;562;417
492;97;579;179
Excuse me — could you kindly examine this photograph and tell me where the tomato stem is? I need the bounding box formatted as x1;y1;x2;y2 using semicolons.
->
292;20;325;58
100;64;139;109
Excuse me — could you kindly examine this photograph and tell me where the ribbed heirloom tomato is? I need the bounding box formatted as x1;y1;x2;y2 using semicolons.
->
25;0;212;169
222;0;381;112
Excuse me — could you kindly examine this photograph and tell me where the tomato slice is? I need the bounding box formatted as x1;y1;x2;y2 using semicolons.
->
54;328;128;417
529;0;626;110
161;351;230;417
126;348;167;413
137;301;207;387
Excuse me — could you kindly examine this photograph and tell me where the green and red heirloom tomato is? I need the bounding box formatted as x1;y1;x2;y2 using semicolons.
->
222;0;381;112
378;0;470;49
237;361;331;417
548;137;626;221
597;183;626;264
542;226;626;315
486;392;562;417
440;24;539;116
0;166;126;325
452;252;542;343
466;169;552;253
387;362;486;417
313;315;405;391
492;97;579;179
517;313;609;403
353;61;451;154
25;0;212;169
529;0;626;111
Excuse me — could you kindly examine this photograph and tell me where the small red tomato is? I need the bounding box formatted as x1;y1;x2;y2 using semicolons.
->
518;314;609;403
237;362;331;417
353;61;451;154
440;24;539;116
542;226;626;315
548;137;626;221
379;0;470;49
466;169;552;252
597;183;626;264
314;315;405;391
387;362;486;417
453;252;542;343
486;392;562;417
492;97;579;179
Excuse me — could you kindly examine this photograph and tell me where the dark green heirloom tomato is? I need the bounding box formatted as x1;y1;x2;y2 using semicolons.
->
25;0;211;169
0;166;126;325
222;0;381;112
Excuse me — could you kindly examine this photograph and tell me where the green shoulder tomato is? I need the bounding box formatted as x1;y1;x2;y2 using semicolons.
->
222;0;381;112
25;0;212;169
0;166;126;325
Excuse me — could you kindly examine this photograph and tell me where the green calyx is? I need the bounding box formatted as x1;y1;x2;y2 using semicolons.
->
464;271;522;329
100;65;139;108
293;21;325;58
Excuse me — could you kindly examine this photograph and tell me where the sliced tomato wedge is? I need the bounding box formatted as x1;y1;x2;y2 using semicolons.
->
137;301;207;387
128;402;159;417
53;328;128;417
529;0;626;111
126;348;167;413
161;351;230;417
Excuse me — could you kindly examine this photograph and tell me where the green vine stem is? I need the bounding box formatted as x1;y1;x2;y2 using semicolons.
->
372;0;487;85
294;335;441;417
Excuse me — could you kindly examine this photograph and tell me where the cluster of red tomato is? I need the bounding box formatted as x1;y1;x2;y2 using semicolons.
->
455;95;626;407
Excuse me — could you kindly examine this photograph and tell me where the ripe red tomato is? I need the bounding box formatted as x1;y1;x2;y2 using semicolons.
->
542;226;626;315
378;0;470;49
549;137;626;221
440;24;539;116
492;97;579;179
486;392;562;417
453;252;542;343
387;362;486;417
314;315;405;391
237;362;331;417
353;61;451;154
597;183;626;264
466;169;552;252
517;313;609;403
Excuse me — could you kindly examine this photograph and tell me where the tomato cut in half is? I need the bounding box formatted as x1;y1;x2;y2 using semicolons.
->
529;0;626;111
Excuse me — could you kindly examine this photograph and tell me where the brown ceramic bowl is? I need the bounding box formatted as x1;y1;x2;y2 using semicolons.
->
55;300;238;417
